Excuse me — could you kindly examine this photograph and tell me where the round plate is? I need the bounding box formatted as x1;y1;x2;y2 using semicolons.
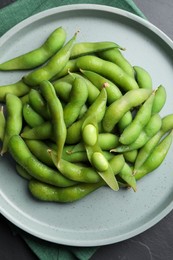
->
0;4;173;247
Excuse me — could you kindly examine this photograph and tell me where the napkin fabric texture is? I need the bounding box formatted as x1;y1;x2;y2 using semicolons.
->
0;0;145;259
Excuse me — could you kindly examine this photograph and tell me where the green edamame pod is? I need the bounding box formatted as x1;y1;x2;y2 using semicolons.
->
23;103;45;127
25;138;55;167
152;85;166;114
70;41;122;59
16;164;32;180
103;151;117;162
25;138;88;165
9;135;76;187
113;113;162;152
21;121;52;140
23;31;78;87
160;114;173;133
52;59;78;80
76;55;139;92
119;91;155;145
0;80;30;102
63;77;88;127
49;150;101;183
98;48;135;78
28;179;104;203
70;72;100;104
80;69;122;104
123;150;138;163
118;111;133;133
118;162;137;191
109;154;125;175
40;80;66;163
28;89;50;119
0;27;66;70
134;114;173;171
53;81;72;102
0;106;5;142
62;149;88;163
103;88;152;132
98;133;119;150
65;132;119;153
1;94;23;155
82;116;119;191
66;132;119;154
135;131;173;180
133;65;152;89
20;94;30;105
144;113;162;137
66;87;107;144
78;104;88;119
52;73;75;85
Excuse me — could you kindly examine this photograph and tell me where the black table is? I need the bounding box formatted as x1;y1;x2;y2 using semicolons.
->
0;1;173;259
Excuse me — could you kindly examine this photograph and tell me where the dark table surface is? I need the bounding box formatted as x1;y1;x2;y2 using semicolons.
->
0;0;173;259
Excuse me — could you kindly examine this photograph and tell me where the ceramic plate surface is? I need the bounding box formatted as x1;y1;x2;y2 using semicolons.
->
0;4;173;246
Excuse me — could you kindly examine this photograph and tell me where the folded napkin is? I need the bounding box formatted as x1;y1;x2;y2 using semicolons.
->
0;0;145;259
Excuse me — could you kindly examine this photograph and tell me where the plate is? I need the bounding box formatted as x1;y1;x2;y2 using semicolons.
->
0;4;173;247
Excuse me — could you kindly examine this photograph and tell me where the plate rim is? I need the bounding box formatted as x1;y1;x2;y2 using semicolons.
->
0;3;173;247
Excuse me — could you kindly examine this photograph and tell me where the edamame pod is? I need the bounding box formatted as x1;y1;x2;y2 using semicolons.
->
113;113;162;152
23;31;78;87
103;88;152;132
28;89;50;119
52;59;78;80
80;69;122;104
21;121;52;140
1;94;23;155
134;114;173;171
23;103;45;127
98;133;119;150
109;154;125;175
76;55;139;92
66;87;107;144
133;65;152;89
16;164;32;180
53;81;72;102
63;77;88;127
98;48;135;78
0;27;66;70
82;117;119;191
118;162;137;191
9;135;76;187
152;85;166;114
50;150;101;183
123;150;138;163
25;138;88;165
70;72;100;104
65;132;119;153
135;131;173;180
119;91;155;145
0;80;30;102
20;94;30;105
25;138;55;167
40;80;66;163
70;41;122;59
29;179;104;203
118;111;133;133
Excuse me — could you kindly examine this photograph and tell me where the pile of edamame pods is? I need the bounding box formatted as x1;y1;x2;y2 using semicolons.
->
0;26;173;203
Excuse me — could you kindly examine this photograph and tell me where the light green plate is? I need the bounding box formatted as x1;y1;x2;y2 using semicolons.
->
0;4;173;246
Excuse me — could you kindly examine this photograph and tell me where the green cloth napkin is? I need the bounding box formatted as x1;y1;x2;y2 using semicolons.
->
0;0;145;259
